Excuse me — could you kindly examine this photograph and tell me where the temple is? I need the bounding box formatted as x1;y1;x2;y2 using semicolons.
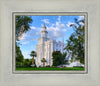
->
35;24;65;67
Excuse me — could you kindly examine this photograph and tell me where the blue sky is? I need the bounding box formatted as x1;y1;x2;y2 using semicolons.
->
17;15;84;59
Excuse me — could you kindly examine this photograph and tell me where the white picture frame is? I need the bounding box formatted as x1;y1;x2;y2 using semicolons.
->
0;0;100;86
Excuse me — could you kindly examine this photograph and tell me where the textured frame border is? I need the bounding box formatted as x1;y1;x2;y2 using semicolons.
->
12;12;88;74
0;0;100;86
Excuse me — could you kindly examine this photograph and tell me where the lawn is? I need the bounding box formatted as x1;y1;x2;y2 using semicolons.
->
16;67;84;71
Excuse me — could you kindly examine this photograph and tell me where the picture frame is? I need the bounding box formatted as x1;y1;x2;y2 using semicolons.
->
0;0;100;86
13;12;88;74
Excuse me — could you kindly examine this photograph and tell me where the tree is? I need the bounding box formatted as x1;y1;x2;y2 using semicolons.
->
41;58;47;67
65;18;85;64
16;16;33;40
16;44;24;67
30;51;37;66
61;52;67;64
23;59;32;67
16;45;23;62
52;51;67;66
16;16;33;67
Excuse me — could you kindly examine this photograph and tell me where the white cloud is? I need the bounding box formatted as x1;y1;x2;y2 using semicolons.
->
66;22;75;27
58;16;61;22
23;51;31;59
47;26;58;31
32;38;38;41
78;16;84;25
61;24;65;28
41;19;50;24
30;26;36;29
46;20;66;39
51;24;55;27
20;16;67;42
62;29;67;31
22;41;29;44
40;16;67;39
78;16;84;20
79;22;84;25
56;22;59;26
36;32;40;35
18;33;27;40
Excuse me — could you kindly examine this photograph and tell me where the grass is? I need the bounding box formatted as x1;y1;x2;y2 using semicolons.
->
16;67;84;71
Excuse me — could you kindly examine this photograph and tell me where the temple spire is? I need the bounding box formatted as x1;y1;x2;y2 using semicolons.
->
41;23;48;38
42;23;46;30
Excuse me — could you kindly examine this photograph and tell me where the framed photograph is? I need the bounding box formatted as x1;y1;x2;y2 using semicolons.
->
0;0;100;86
13;12;88;74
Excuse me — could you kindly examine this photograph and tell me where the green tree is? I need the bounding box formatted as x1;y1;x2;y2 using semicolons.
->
16;16;33;40
65;18;85;64
61;52;67;64
16;44;24;67
41;58;47;67
16;16;33;67
16;45;23;62
30;51;37;66
52;51;66;66
23;59;32;67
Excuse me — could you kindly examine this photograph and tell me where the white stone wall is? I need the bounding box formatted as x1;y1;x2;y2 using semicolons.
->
41;32;47;38
35;26;66;67
36;39;65;67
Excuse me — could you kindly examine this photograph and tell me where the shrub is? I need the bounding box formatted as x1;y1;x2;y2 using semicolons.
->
39;66;42;68
64;66;66;68
46;65;50;67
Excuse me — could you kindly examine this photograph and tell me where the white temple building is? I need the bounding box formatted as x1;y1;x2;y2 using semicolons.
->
35;24;65;67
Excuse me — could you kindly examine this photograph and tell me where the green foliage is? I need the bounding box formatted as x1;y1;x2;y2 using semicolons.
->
30;51;37;66
16;61;24;67
30;51;37;57
41;58;47;62
52;51;67;66
65;18;85;64
41;58;47;67
16;16;33;67
16;16;33;40
46;65;50;67
62;52;67;64
16;58;32;68
16;45;24;63
23;59;32;67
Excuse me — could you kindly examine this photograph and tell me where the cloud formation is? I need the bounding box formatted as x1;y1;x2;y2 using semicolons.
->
18;33;27;40
66;16;84;28
66;21;75;27
46;16;67;39
30;26;36;30
22;41;30;44
78;16;84;21
41;19;50;24
20;16;68;42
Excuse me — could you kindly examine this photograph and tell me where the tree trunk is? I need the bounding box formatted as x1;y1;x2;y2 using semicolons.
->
43;62;45;67
32;57;34;65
